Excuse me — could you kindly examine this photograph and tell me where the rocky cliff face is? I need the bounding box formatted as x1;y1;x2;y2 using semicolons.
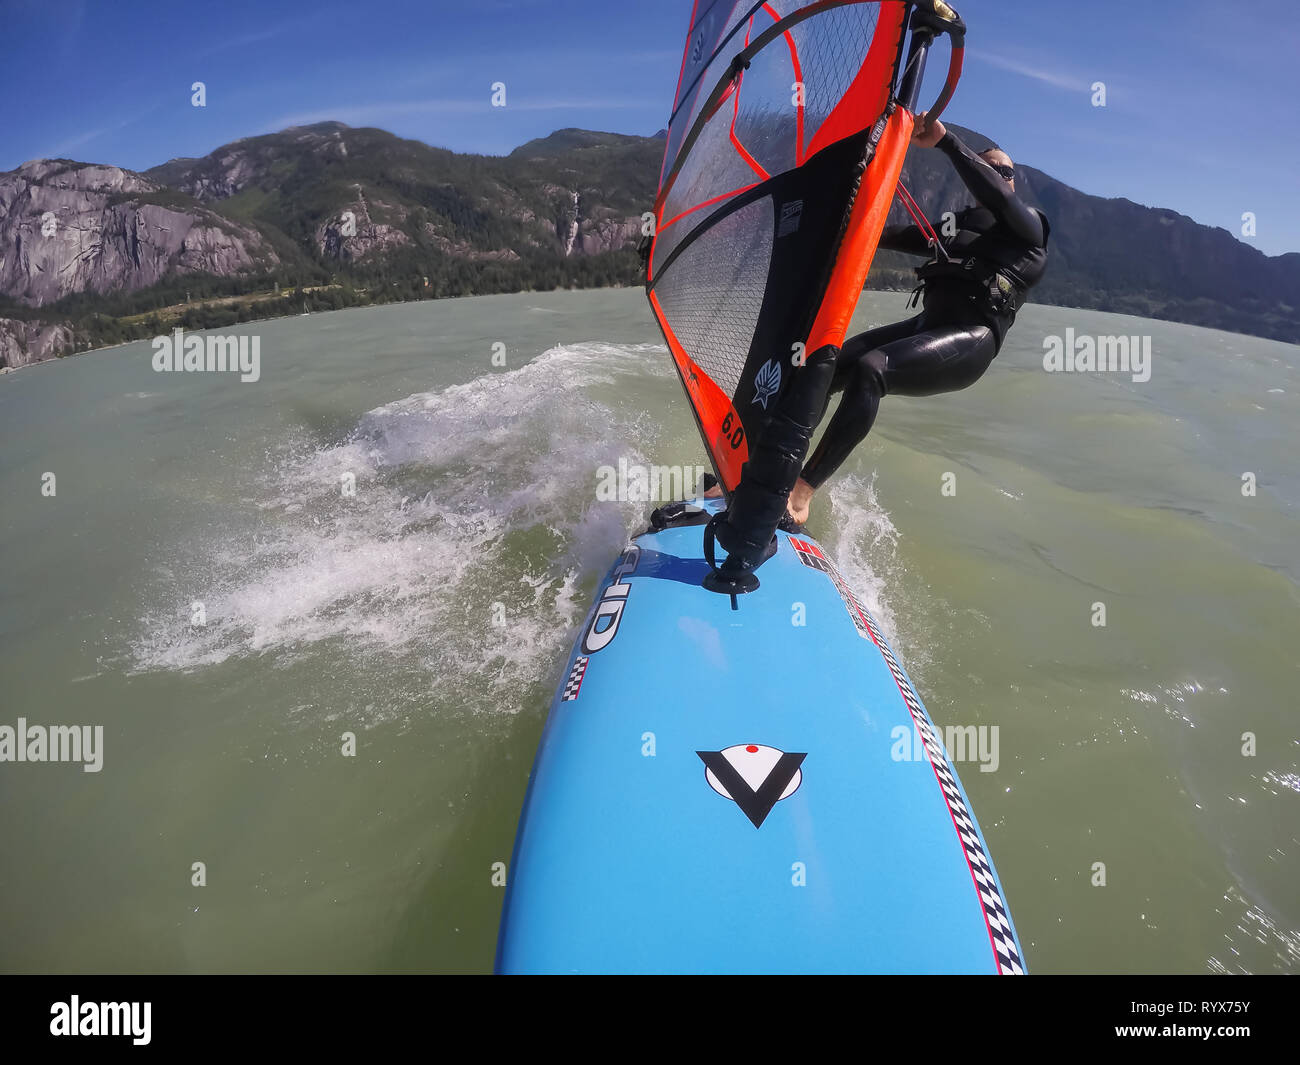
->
152;148;262;203
315;187;413;263
579;215;642;256
0;316;79;368
0;160;277;307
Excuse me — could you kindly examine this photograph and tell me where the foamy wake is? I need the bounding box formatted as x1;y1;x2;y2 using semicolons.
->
131;343;662;717
823;473;902;649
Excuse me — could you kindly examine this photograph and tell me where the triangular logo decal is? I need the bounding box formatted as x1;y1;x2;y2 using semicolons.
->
697;744;805;828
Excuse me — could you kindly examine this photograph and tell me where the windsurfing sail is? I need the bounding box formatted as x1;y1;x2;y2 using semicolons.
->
646;1;964;523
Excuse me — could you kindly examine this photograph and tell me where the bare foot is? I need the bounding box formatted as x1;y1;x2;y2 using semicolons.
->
787;477;814;524
703;479;812;525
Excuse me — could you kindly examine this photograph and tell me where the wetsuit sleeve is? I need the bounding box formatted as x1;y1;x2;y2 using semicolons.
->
878;223;933;256
937;131;1044;246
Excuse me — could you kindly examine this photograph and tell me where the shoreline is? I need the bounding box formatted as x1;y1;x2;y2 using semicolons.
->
3;283;1296;379
0;284;639;373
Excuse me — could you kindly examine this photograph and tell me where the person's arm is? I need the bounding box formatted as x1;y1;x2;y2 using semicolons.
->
878;222;933;256
935;131;1044;246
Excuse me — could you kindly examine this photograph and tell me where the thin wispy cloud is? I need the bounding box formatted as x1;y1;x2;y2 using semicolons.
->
968;49;1089;93
401;47;674;89
45;103;163;162
194;11;336;57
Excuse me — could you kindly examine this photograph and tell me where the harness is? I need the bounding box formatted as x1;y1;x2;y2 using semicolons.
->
912;255;1025;316
895;184;1047;318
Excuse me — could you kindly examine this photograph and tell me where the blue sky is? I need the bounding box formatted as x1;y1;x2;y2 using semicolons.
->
3;0;1297;255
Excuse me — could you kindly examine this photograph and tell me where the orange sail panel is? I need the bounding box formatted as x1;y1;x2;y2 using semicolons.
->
647;1;910;493
807;105;913;353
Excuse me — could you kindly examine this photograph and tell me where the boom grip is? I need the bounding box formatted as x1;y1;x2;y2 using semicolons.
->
923;41;964;124
909;2;966;124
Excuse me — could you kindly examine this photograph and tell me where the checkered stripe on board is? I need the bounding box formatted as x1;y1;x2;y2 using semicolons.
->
789;538;869;638
789;535;1024;974
560;656;589;702
855;596;1025;975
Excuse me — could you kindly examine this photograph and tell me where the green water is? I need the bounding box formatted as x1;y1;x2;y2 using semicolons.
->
0;289;1295;973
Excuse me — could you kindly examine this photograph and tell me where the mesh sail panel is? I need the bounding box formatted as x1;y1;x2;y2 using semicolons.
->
652;197;774;400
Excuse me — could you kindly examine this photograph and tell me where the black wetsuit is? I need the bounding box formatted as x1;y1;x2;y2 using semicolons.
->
801;130;1050;488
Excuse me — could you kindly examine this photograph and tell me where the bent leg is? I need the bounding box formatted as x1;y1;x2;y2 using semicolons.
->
801;323;997;488
820;315;923;417
882;323;997;397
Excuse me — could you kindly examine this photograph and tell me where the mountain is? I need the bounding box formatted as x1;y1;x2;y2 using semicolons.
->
0;122;1295;368
0;123;662;365
143;122;657;272
510;128;661;158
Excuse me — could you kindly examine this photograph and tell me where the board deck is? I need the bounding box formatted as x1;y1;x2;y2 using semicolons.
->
496;499;1024;974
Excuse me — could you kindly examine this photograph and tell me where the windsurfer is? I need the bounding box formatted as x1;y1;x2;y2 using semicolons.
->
785;116;1050;522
